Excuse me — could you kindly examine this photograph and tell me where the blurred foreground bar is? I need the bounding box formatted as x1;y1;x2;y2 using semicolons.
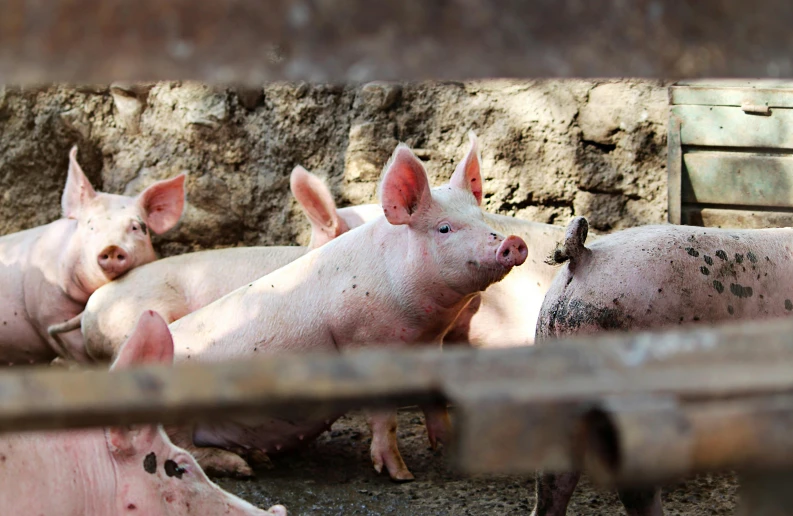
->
1;0;793;83
4;318;793;484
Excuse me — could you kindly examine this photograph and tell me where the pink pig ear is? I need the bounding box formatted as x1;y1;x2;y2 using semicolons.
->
450;131;483;205
137;173;186;235
379;144;432;226
111;310;174;371
108;310;173;456
290;165;349;249
61;146;98;218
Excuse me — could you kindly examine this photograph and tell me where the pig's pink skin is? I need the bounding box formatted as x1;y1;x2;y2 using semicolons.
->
0;311;285;516
538;221;793;340
0;147;184;364
80;166;382;362
445;215;599;348
168;135;526;479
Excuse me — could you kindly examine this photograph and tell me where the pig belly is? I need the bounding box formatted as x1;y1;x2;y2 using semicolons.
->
193;416;339;455
0;297;50;364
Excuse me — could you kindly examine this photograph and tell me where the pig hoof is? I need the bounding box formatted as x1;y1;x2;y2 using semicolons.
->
390;469;415;483
198;449;255;479
247;449;274;469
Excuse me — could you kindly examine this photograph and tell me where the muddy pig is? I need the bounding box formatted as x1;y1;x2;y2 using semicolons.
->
76;166;382;362
0;146;184;365
532;217;793;516
163;138;528;480
0;310;287;516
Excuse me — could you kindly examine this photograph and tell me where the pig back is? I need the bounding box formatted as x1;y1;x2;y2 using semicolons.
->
537;224;793;340
82;246;308;361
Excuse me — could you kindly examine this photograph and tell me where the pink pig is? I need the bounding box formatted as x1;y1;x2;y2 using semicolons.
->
78;166;382;362
0;310;286;516
0;146;185;365
533;216;793;516
434;134;596;349
163;137;527;480
444;214;579;347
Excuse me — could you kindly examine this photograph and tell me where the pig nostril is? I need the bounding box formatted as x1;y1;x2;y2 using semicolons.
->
101;254;109;260
117;254;126;262
502;249;510;258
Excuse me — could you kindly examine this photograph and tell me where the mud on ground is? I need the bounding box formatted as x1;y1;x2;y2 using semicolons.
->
218;409;738;515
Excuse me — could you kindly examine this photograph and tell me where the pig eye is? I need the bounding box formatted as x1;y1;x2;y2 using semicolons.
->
438;224;451;234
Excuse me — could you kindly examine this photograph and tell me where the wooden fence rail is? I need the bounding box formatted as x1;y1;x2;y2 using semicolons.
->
1;0;793;82
3;317;793;489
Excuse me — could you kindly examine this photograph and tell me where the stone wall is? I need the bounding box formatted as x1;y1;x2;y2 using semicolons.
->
0;79;670;256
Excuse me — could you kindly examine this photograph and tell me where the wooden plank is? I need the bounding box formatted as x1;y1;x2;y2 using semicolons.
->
737;470;793;516
1;318;793;435
682;152;793;208
582;394;793;487
667;115;683;224
3;0;793;81
681;207;793;229
671;81;793;108
673;105;793;149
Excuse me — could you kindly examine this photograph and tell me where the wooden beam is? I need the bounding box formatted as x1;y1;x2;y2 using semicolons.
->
2;318;793;478
2;0;793;82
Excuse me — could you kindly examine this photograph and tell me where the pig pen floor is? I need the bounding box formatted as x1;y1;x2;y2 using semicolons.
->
217;409;738;515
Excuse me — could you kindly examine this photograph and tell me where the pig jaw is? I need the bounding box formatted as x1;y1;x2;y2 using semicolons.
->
107;427;271;515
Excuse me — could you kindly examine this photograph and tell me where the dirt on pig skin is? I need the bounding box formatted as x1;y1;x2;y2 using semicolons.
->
217;409;738;515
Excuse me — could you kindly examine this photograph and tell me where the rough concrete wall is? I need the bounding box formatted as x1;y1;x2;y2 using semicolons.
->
0;79;669;256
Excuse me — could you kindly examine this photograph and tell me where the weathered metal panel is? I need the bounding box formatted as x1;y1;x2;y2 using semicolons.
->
681;207;793;228
671;80;793;108
673;105;793;149
667;115;683;224
682;152;793;208
3;0;793;81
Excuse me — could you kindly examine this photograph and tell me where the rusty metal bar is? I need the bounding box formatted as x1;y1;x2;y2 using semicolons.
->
1;0;793;82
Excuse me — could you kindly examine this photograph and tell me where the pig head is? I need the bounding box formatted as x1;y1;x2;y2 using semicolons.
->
0;146;185;364
0;310;286;516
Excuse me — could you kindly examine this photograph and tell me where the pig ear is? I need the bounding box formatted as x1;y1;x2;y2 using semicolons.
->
449;131;483;205
290;165;349;249
379;144;432;226
137;173;186;235
108;310;173;456
111;310;174;371
61;146;98;218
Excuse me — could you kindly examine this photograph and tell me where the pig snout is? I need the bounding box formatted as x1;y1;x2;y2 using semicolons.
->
97;245;129;277
496;235;528;268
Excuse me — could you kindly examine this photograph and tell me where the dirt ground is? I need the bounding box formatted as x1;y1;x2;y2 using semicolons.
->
216;409;739;516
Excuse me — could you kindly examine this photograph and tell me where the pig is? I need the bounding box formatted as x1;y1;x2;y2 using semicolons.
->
163;135;528;480
0;146;185;365
532;216;793;516
76;166;382;362
0;309;287;516
444;214;597;347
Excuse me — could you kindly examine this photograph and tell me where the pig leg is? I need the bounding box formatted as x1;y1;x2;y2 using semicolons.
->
617;487;663;516
531;471;581;516
421;402;452;450
366;410;414;482
165;425;254;478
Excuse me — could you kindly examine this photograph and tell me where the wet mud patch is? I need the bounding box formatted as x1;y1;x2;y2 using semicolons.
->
540;298;633;336
217;410;739;515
